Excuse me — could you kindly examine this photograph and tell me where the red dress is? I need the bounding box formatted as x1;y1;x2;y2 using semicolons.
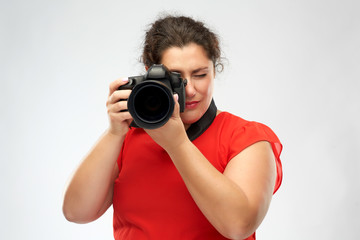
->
113;112;283;240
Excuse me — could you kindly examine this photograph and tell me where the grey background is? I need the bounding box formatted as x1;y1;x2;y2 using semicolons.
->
1;0;359;239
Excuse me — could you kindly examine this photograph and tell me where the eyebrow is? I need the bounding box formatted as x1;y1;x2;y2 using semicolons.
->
193;67;209;74
170;67;209;74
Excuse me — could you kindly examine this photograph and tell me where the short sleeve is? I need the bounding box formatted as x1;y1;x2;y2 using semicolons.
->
228;121;283;193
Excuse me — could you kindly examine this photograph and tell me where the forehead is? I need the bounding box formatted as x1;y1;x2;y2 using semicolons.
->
160;43;212;71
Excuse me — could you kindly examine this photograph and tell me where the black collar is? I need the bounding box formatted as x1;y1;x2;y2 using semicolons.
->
186;99;217;141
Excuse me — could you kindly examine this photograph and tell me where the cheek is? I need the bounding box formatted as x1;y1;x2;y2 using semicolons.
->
197;78;214;97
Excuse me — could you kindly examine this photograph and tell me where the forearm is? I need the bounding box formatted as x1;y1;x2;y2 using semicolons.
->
63;130;125;222
167;140;255;239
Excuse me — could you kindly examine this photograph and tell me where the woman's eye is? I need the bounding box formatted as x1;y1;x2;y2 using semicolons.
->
194;74;207;78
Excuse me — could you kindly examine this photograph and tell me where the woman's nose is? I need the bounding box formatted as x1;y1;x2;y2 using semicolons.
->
185;78;196;98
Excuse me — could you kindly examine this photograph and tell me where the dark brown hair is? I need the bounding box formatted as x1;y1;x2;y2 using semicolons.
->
142;15;223;71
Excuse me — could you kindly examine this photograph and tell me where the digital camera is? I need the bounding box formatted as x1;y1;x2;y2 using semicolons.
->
118;64;187;129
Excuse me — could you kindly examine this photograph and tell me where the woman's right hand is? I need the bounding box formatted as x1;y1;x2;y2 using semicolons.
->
106;78;133;136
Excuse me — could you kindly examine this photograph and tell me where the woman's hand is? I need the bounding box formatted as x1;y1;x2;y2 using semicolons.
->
145;94;189;152
106;78;133;136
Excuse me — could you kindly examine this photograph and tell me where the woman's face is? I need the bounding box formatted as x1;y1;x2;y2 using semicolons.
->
160;43;215;129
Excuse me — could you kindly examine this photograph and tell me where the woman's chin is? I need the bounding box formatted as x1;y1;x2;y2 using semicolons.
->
180;113;201;127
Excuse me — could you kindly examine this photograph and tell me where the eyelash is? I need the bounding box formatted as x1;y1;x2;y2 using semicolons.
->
194;74;207;78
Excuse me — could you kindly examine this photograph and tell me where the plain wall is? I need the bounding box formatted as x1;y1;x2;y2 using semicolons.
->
1;0;359;239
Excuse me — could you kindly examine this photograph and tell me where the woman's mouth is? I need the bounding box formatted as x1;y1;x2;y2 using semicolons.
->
185;101;199;109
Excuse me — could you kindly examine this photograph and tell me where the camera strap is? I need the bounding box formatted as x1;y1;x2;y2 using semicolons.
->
186;99;217;141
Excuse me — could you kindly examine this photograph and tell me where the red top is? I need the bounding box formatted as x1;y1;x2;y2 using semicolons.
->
113;112;283;240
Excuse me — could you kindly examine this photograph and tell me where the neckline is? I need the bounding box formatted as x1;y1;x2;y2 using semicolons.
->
186;99;218;141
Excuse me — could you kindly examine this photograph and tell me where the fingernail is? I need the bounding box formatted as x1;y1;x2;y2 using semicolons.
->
174;93;179;102
122;77;128;82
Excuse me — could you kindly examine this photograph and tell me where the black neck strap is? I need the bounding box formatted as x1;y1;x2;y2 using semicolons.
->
186;99;217;141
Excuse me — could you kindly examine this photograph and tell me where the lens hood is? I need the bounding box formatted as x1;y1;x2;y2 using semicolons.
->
128;80;174;129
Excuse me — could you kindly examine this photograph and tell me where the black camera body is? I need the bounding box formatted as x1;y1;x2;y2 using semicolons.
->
119;64;187;129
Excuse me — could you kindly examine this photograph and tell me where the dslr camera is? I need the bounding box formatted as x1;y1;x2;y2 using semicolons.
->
118;64;187;129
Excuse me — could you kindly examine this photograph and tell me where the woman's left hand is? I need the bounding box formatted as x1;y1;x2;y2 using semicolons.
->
144;94;189;152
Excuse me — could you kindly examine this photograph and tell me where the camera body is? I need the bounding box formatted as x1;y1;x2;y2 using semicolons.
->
119;64;187;129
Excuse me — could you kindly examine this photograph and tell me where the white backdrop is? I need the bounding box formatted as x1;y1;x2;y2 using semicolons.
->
1;0;359;239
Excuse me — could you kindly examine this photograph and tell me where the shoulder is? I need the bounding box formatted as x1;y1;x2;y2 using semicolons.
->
201;111;282;158
210;111;248;136
214;111;248;126
215;111;283;193
218;111;278;133
213;112;276;139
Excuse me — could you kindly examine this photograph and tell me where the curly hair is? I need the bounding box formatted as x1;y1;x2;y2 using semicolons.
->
142;15;223;71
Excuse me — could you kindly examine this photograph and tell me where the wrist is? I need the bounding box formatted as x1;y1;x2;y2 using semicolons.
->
105;128;128;140
165;134;191;156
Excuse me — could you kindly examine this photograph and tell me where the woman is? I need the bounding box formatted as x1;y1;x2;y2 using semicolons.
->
63;15;283;240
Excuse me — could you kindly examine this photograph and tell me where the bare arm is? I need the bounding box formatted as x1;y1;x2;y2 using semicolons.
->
62;132;123;223
62;78;132;223
146;99;277;239
168;140;276;239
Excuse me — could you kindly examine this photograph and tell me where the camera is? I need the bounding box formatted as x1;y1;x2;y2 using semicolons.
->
118;64;187;129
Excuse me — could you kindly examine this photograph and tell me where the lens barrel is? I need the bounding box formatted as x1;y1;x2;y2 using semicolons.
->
127;81;174;129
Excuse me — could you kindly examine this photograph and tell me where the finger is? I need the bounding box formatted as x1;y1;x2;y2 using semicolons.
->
108;100;128;113
108;89;132;105
108;77;129;96
108;111;133;123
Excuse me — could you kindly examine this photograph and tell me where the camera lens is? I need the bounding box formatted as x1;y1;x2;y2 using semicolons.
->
128;81;174;129
135;86;169;121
